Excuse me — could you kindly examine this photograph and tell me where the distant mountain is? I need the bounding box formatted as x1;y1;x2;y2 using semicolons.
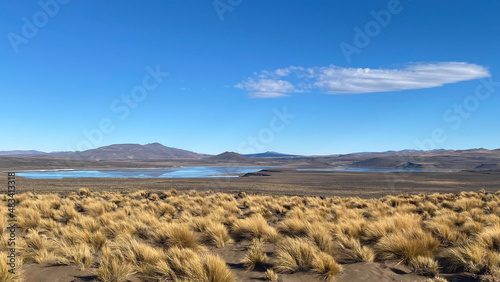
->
0;150;46;157
244;151;298;158
53;143;205;161
208;151;248;162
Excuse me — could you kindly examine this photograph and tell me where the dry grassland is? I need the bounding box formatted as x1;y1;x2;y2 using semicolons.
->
2;188;500;281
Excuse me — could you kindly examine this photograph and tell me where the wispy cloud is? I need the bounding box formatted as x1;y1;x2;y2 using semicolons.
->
235;78;297;98
235;62;490;98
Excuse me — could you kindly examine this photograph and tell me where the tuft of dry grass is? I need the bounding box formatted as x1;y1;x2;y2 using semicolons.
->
476;223;500;252
54;241;94;269
96;247;135;282
308;224;334;254
202;253;235;282
275;238;316;273
17;207;41;230
231;214;278;242
165;246;206;280
374;229;440;264
154;223;203;251
361;213;421;244
0;252;23;282
242;238;268;270
333;234;374;263
21;231;59;264
54;204;79;224
408;256;439;277
438;243;490;273
202;221;232;248
278;217;311;237
264;268;279;282
164;247;234;281
312;252;342;281
77;188;92;197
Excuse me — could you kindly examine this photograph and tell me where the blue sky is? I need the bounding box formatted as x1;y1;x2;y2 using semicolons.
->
1;0;499;155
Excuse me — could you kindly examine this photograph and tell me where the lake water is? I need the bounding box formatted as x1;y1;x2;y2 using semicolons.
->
16;166;448;179
16;166;266;179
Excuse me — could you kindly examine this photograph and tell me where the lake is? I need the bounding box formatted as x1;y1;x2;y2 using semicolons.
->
16;166;266;179
15;166;449;179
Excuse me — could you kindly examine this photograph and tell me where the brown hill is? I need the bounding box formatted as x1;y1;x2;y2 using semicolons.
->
208;151;248;162
55;143;205;161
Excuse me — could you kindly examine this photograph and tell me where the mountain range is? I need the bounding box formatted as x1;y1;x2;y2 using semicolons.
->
1;144;499;167
0;144;298;161
0;143;206;161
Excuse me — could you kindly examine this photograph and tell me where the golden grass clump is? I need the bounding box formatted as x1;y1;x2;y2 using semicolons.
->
77;188;92;197
54;241;94;269
165;246;206;280
106;236;168;279
374;229;440;264
54;204;79;224
242;238;268;270
0;252;23;282
16;207;41;230
476;223;500;252
231;214;278;241
81;230;107;251
165;247;235;281
424;219;467;247
277;217;311;237
20;231;59;264
312;252;343;281
333;234;375;263
153;223;203;251
308;224;335;254
275;237;316;273
202;253;235;282
361;213;421;244
96;247;135;282
264;268;279;282
201;221;232;248
408;256;439;277
438;243;490;273
335;217;367;239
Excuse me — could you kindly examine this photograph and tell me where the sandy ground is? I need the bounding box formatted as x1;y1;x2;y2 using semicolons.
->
21;262;431;282
3;169;499;198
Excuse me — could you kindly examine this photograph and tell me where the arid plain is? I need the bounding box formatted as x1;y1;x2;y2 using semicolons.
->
1;148;500;282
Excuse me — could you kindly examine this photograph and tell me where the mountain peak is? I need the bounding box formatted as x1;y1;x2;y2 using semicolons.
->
145;142;165;147
243;151;298;158
209;151;247;161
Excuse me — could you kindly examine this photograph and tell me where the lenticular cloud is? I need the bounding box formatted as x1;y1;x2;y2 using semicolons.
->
235;62;490;98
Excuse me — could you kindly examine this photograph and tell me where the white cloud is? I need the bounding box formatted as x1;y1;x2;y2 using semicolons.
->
235;62;490;98
235;78;297;98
